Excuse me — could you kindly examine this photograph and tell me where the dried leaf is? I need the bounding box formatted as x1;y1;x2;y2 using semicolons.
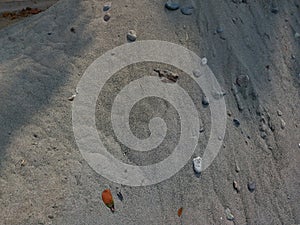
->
102;189;115;212
177;207;183;217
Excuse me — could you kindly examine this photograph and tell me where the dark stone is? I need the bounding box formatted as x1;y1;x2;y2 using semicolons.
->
202;96;209;106
181;6;194;15
117;192;123;201
104;14;111;22
103;3;111;11
165;2;180;10
271;6;279;14
233;118;240;127
248;181;256;192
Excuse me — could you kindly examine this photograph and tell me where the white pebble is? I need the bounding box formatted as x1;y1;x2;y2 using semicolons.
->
201;57;208;65
193;156;202;173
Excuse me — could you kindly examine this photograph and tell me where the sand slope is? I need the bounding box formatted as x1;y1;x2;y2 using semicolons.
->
0;0;299;224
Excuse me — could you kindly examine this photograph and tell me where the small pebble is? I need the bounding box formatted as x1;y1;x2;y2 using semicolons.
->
216;27;224;33
248;181;256;192
127;30;137;42
233;181;241;193
295;32;300;38
48;215;54;219
233;118;240;127
277;110;283;116
202;96;209;106
70;27;75;33
260;124;268;132
103;2;111;11
165;1;180;10
298;143;300;148
193;156;202;173
236;75;249;87
181;6;194;15
235;164;240;173
225;208;234;221
260;131;267;139
201;57;207;65
271;6;279;14
280;118;286;129
68;94;76;101
199;127;205;133
103;14;111;22
227;110;232;117
193;69;202;78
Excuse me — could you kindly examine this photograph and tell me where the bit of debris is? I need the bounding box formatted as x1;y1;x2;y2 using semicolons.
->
20;159;26;166
154;69;179;83
236;75;249;87
117;191;123;201
1;7;42;20
68;94;76;101
193;69;202;78
177;207;183;217
199;127;205;133
233;180;241;193
271;6;279;14
277;110;283;116
280;118;286;129
225;208;234;221
193;156;202;173
235;164;240;173
70;27;76;33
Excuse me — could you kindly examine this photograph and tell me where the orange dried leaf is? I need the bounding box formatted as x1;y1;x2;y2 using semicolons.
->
102;189;115;211
178;207;183;217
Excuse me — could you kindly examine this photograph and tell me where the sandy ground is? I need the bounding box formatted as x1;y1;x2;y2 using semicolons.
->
0;0;299;224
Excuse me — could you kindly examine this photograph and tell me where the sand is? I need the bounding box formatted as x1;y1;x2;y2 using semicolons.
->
0;0;299;224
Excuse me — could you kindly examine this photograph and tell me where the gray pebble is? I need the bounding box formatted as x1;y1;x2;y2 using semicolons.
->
248;181;256;192
127;30;137;42
233;180;241;192
280;118;286;129
165;1;180;10
271;6;279;14
216;27;224;33
103;2;111;11
225;208;234;221
277;110;283;116
202;96;209;106
235;164;240;173
236;75;250;87
181;6;194;15
193;69;202;78
260;131;267;139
